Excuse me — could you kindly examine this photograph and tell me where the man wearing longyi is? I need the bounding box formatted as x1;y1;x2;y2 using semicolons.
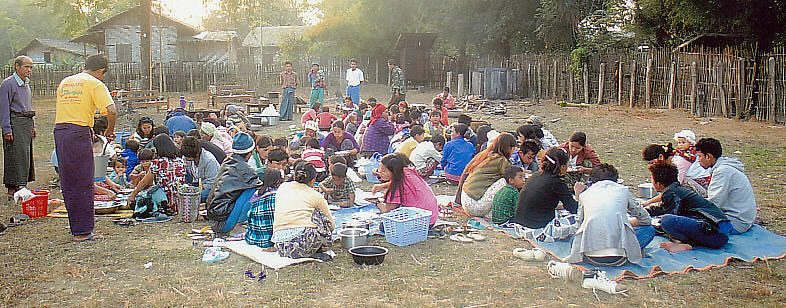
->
54;54;117;242
0;56;37;199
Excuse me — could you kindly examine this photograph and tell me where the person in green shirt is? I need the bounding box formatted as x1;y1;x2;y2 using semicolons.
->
388;59;405;104
492;166;527;224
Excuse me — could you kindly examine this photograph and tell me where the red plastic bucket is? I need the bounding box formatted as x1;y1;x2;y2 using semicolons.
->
21;190;50;218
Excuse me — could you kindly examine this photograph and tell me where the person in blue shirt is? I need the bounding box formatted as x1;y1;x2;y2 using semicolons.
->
164;108;197;135
440;123;475;184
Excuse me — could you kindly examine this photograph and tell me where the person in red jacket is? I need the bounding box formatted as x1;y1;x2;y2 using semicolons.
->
559;131;601;191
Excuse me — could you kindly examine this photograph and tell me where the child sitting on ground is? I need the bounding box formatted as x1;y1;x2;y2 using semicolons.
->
425;110;445;139
491;166;527;225
410;135;445;178
172;131;186;146
318;163;356;208
92;117;121;197
645;162;731;252
130;148;154;186
316;106;337;131
302;138;327;180
109;157;131;188
301;102;320;124
395;125;426;158
246;169;284;249
433;99;449;126
120;139;140;182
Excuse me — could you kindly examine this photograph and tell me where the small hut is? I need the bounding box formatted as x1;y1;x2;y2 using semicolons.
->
395;33;437;87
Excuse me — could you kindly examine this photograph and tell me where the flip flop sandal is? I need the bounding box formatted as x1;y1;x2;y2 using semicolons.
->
450;234;473;243
113;218;135;227
73;233;103;242
467;232;486;241
513;248;535;260
453;226;466;233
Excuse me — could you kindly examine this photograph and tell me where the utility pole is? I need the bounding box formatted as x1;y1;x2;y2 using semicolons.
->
140;0;152;90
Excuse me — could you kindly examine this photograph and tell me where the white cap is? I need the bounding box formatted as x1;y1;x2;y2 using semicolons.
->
486;130;501;142
673;129;696;144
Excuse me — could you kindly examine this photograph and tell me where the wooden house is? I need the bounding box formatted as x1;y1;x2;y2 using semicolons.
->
16;38;98;64
180;31;241;64
70;6;201;64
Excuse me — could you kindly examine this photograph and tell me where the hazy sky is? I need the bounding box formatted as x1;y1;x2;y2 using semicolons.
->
159;0;321;28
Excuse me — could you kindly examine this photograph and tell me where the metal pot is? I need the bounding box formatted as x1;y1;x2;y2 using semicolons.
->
637;183;656;199
339;228;369;249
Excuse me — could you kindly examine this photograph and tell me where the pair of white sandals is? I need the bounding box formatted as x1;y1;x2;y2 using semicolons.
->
512;247;547;261
449;232;486;242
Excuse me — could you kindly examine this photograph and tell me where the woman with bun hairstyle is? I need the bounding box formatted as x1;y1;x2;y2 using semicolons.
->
512;146;580;242
272;160;335;260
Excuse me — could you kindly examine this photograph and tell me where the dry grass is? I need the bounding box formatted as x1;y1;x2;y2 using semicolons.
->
1;85;785;307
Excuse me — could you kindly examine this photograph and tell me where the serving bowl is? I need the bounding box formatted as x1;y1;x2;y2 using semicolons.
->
348;245;388;265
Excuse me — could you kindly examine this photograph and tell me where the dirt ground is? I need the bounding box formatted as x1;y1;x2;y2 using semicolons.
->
1;84;785;307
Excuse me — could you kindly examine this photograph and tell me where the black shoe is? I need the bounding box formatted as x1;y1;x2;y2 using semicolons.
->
312;252;333;262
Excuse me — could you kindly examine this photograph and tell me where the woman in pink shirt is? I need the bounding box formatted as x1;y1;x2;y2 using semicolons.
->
434;87;456;109
300;102;320;125
372;153;439;225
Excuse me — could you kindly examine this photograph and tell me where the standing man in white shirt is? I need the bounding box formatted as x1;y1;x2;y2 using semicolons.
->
345;58;364;107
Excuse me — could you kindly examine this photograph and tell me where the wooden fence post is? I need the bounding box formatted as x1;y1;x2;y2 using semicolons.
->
667;61;677;109
617;61;623;106
457;73;465;98
736;60;744;119
714;61;729;117
583;64;589;105
597;62;605;104
629;59;637;108
553;59;558;100
768;57;777;123
568;65;575;102
690;62;698;115
537;61;543;99
645;57;653;108
446;71;453;89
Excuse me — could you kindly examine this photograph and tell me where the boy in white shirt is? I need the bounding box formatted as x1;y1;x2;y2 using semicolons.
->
410;135;445;178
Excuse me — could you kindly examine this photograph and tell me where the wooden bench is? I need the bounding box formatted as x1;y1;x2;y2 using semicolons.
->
114;90;169;112
218;89;255;96
211;94;253;107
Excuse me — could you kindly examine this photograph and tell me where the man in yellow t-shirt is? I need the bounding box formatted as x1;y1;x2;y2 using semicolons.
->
54;54;117;242
395;124;425;158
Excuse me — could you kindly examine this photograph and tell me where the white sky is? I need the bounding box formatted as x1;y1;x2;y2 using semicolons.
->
158;0;322;28
159;0;219;28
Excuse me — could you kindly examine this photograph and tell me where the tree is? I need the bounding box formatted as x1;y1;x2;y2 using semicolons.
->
33;0;138;37
287;0;545;59
634;0;786;49
535;0;606;51
201;0;306;35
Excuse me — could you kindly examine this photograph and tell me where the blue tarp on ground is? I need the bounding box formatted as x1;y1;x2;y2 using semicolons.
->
468;218;786;280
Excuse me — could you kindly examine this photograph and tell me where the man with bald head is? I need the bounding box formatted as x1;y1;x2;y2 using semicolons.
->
1;55;37;199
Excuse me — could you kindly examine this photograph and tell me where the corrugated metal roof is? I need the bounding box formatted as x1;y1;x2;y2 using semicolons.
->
17;38;98;56
241;26;307;48
193;31;237;42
